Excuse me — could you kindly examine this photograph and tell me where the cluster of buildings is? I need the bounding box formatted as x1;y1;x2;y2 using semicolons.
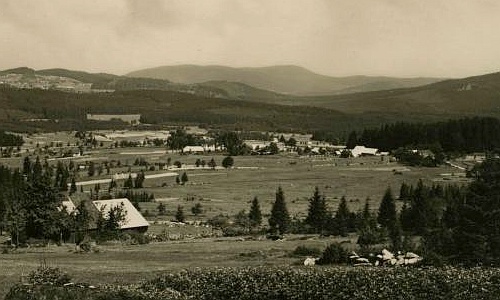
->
0;73;92;93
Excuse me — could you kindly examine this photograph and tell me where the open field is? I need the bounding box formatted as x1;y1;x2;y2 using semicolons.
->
1;140;469;219
0;234;354;298
0;132;474;298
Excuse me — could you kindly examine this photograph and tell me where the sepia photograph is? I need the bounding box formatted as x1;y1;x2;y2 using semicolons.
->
1;0;500;299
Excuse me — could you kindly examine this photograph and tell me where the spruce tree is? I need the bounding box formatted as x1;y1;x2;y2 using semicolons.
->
175;205;185;223
305;186;329;234
248;196;262;228
268;186;290;235
124;174;133;189
69;177;77;195
181;172;188;185
335;196;351;236
453;158;500;264
378;187;397;229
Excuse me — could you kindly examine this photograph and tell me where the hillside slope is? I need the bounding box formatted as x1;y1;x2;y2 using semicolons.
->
127;65;443;96
299;71;500;116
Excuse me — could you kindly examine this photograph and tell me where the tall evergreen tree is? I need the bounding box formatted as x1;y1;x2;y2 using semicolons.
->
69;177;77;195
268;186;290;235
305;186;329;234
175;205;185;222
453;158;500;264
72;200;93;244
248;196;262;228
378;187;397;229
335;196;351;236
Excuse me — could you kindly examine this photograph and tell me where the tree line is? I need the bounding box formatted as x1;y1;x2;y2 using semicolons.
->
345;116;500;153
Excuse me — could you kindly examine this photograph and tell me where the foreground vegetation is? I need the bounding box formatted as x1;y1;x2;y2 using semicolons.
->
7;264;500;300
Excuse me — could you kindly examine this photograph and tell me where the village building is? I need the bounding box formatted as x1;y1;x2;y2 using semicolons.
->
62;197;149;233
350;145;379;157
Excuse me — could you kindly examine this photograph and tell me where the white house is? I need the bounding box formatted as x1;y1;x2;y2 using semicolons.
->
351;145;379;157
182;146;205;153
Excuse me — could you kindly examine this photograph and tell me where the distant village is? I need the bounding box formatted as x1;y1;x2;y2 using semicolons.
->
0;73;110;93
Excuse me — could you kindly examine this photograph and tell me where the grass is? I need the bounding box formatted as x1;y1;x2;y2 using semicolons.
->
0;133;472;298
0;234;352;298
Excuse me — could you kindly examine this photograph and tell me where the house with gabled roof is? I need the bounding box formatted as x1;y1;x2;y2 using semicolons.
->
62;197;149;233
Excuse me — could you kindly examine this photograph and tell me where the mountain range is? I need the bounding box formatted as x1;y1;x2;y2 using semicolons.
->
0;65;499;134
127;65;443;96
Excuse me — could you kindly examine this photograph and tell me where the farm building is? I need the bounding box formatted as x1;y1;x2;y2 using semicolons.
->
183;146;205;153
62;197;149;233
351;145;379;157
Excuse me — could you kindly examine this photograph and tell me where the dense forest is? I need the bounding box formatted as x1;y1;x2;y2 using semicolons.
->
0;131;23;146
344;116;500;153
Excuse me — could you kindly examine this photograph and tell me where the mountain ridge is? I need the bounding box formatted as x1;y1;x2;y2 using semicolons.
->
126;64;444;96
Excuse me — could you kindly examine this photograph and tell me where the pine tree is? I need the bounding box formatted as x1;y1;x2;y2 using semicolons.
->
124;174;133;189
378;187;397;229
305;187;329;234
72;200;93;244
453;158;500;263
175;205;185;223
335;196;351;236
181;172;188;185
268;186;290;235
69;177;77;195
157;202;166;215
248;196;262;228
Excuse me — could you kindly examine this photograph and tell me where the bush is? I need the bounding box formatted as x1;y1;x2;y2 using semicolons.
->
222;226;248;237
316;243;349;265
291;245;322;257
128;232;151;245
27;264;71;286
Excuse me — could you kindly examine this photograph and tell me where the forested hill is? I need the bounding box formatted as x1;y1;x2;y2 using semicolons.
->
301;71;500;117
126;65;443;96
0;85;366;134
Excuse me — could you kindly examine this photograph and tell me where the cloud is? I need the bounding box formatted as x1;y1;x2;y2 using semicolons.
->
0;0;499;77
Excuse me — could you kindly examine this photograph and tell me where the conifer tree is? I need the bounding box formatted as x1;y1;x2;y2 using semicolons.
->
69;177;77;195
157;202;166;215
378;187;397;229
335;196;351;236
453;158;500;263
124;174;133;189
268;186;290;235
175;205;185;223
248;196;262;228
181;172;188;184
305;186;329;234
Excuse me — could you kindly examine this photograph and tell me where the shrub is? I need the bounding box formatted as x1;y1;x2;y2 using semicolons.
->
316;243;349;265
129;232;151;245
222;226;248;237
27;264;71;286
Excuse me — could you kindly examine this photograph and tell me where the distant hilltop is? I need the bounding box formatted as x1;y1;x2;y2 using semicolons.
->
127;64;444;96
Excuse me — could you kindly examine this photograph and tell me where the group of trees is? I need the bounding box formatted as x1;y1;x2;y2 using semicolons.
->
255;158;500;265
347;117;500;154
0;157;128;246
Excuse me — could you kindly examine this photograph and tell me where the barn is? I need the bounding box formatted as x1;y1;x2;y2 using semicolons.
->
62;197;149;233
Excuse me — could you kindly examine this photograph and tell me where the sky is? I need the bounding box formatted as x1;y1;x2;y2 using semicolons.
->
1;0;500;78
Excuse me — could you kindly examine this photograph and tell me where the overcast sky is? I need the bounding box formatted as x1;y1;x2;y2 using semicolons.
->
1;0;499;78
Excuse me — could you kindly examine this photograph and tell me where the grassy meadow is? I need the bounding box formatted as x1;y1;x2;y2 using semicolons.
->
0;133;472;298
